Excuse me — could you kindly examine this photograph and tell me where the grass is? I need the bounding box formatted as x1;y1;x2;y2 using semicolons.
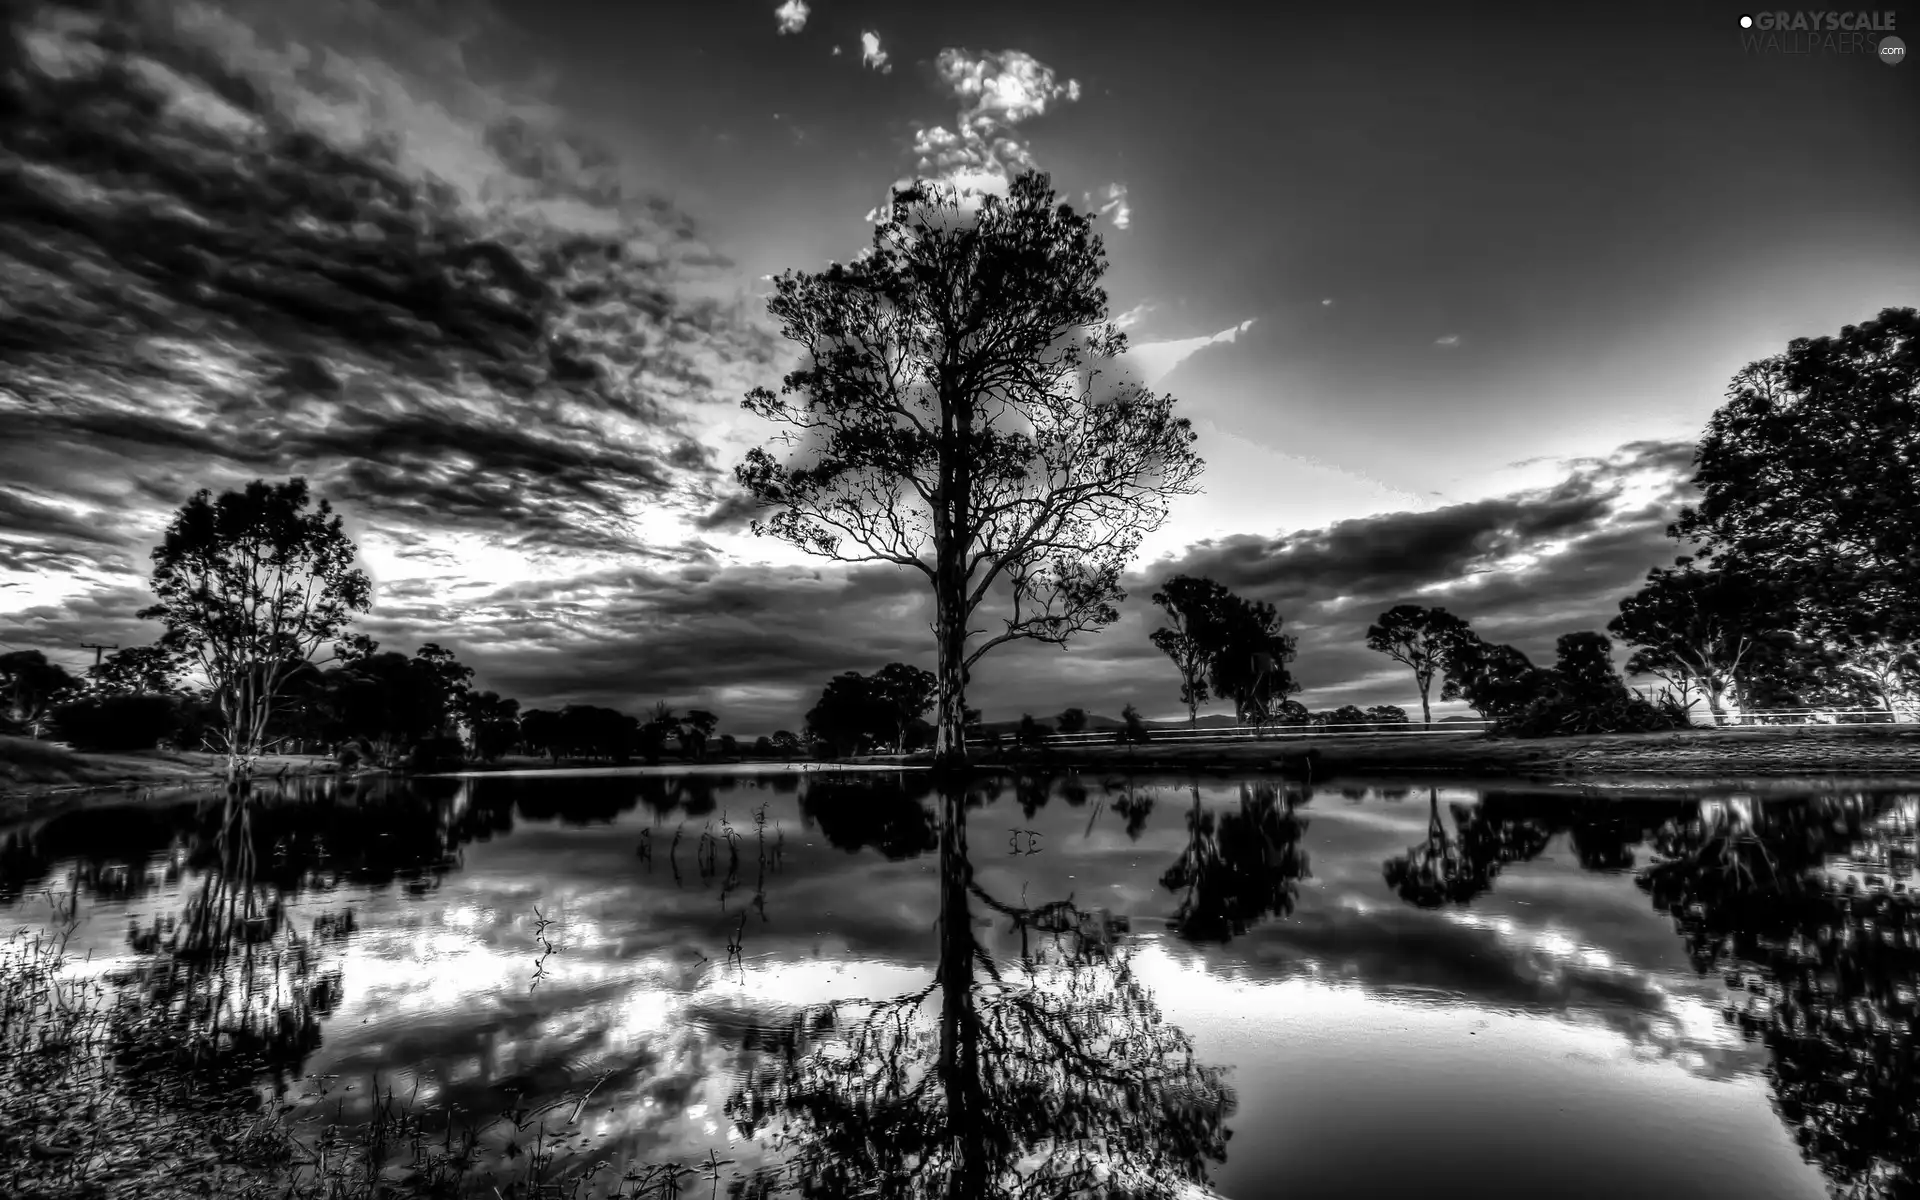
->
0;892;738;1200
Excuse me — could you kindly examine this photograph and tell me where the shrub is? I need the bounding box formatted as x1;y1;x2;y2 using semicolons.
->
1115;704;1152;745
405;735;467;773
1493;692;1689;738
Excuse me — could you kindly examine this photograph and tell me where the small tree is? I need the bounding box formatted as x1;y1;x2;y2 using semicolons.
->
1056;707;1089;735
1116;704;1152;747
769;729;803;759
871;662;938;753
1015;713;1052;750
139;479;371;784
736;172;1205;769
0;651;80;738
1365;606;1472;729
1440;638;1547;722
1149;576;1231;725
85;644;184;698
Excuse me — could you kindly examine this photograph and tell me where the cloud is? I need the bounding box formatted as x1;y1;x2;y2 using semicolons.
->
859;31;889;73
1124;319;1257;386
0;0;777;639
1321;298;1334;307
1096;181;1131;230
1435;334;1462;347
773;0;809;35
893;49;1083;205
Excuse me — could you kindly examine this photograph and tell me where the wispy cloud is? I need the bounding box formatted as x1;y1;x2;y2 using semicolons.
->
860;31;890;73
1124;319;1258;386
1435;334;1462;347
773;0;809;35
1097;182;1132;229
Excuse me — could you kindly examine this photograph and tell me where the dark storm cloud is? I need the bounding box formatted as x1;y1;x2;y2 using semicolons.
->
1102;440;1701;708
0;0;775;577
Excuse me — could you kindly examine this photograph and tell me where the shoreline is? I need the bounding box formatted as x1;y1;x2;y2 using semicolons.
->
4;726;1918;823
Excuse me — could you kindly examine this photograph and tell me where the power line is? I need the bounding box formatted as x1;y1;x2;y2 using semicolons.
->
80;642;119;668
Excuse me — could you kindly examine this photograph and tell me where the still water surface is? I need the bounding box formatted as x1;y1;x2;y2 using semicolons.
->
2;770;1915;1199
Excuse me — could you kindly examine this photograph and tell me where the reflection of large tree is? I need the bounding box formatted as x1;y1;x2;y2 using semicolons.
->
1161;781;1311;942
1638;793;1920;1200
725;784;1236;1198
106;794;347;1107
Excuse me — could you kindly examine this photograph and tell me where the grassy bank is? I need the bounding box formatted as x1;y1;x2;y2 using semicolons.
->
0;736;347;815
923;725;1920;779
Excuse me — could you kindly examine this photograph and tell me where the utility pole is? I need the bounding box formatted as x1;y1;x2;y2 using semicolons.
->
80;642;118;668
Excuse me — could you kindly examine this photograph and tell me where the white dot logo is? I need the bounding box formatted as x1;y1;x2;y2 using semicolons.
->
1739;14;1754;27
1881;36;1907;65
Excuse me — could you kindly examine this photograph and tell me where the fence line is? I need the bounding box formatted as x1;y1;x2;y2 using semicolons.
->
969;708;1911;748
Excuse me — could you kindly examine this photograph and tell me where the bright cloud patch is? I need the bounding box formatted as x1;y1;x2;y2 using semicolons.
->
892;48;1083;205
1097;181;1132;229
860;31;890;73
774;0;809;35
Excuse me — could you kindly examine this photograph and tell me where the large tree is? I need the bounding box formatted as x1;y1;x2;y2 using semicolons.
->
1365;605;1472;728
1148;575;1231;725
1205;593;1300;729
140;478;371;784
1608;558;1786;726
736;172;1204;768
1671;307;1920;721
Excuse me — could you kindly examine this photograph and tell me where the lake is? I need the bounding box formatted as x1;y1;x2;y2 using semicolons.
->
2;769;1914;1199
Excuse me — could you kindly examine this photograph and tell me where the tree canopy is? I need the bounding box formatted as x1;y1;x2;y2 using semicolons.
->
139;478;371;778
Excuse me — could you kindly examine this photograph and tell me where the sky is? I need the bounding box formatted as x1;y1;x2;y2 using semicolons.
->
1;0;1917;736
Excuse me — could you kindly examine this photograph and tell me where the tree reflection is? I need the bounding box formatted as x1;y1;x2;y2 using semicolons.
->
1382;787;1507;907
725;782;1237;1198
1636;792;1920;1199
106;793;346;1108
1161;781;1311;942
800;774;940;860
1380;788;1576;908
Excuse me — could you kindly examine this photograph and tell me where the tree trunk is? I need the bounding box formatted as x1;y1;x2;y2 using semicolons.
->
934;789;988;1199
1418;689;1432;730
1703;685;1728;727
931;578;970;773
